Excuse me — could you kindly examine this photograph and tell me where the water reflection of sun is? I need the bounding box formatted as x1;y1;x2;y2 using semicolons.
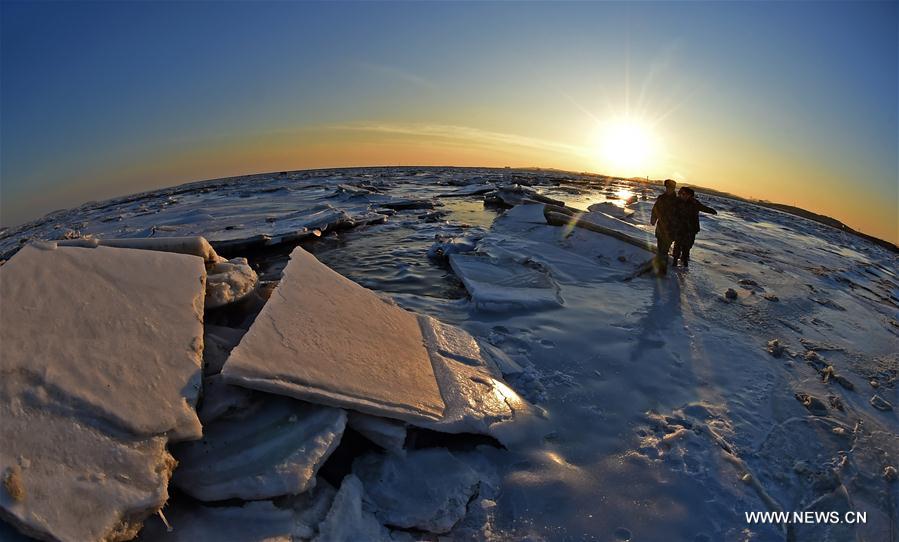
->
615;188;635;202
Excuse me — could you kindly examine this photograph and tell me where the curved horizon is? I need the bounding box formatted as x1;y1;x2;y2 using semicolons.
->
2;2;896;243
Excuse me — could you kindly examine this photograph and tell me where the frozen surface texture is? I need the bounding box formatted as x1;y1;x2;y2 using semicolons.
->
221;246;533;442
2;167;896;541
416;315;537;444
173;396;346;501
354;449;481;533
222;246;447;423
0;244;210;541
139;501;302;542
58;236;222;262
0;244;206;441
0;404;175;542
346;413;407;454
205;257;258;309
314;475;390;542
449;253;563;311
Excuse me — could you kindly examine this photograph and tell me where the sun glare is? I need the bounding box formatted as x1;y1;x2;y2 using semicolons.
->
595;118;660;177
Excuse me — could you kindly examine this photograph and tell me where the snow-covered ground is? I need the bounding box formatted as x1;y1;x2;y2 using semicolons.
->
1;167;896;541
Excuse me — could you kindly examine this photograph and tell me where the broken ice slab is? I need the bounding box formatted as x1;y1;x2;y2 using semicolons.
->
202;325;247;375
448;253;563;312
487;186;565;208
222;246;536;443
426;230;483;259
195;374;255;424
172;396;346;501
477;204;652;284
586;201;635;219
138;481;335;542
57;236;223;263
206;204;388;255
347;412;407;454
353;448;481;533
138;501;307;542
0;404;175;542
544;206;655;253
416;315;536;445
205;257;258;309
56;237;221;263
222;246;447;423
314;475;390;542
436;183;496;197
0;244;205;441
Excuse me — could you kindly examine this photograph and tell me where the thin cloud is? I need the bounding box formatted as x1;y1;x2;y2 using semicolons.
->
331;122;592;158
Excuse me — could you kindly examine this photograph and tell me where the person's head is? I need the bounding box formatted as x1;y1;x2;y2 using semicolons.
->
664;179;676;194
678;187;695;200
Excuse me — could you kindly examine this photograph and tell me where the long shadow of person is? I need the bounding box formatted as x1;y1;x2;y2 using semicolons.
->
630;274;684;362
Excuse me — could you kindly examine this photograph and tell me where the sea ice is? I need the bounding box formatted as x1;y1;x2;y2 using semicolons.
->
139;501;305;542
205;257;258;309
221;247;534;442
172;396;346;501
202;325;247;375
0;243;205;440
314;475;390;542
222;246;447;423
57;236;222;262
195;374;255;424
475;204;650;283
347;412;407;454
448;253;563;311
353;448;481;533
0;404;174;542
586;201;635;219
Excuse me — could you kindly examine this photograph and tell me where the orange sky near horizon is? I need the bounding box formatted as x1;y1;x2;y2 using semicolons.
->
20;124;894;245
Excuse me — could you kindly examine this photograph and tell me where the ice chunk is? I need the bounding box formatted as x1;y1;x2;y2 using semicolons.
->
59;236;222;263
202;325;247;375
222;247;446;424
418;315;497;371
205;257;258;309
314;475;390;542
0;404;174;542
139;481;336;542
222;247;534;442
353;449;480;533
448;253;563;312
195;374;255;424
416;315;536;445
586;201;635;219
0;244;205;441
481;204;652;283
437;183;496;197
545;208;655;253
489;186;565;208
138;499;320;541
426;231;483;259
173;396;346;501
347;413;407;454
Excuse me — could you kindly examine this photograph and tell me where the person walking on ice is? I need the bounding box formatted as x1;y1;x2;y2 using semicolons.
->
650;179;679;274
671;186;717;268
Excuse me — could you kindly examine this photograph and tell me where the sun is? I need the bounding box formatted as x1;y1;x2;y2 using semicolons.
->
595;117;660;177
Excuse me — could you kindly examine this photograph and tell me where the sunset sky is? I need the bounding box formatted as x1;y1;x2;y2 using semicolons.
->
1;1;896;242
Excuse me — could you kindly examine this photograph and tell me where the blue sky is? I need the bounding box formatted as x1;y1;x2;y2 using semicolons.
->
2;1;896;241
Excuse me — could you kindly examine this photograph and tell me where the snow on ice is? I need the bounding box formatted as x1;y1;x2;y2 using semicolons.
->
1;167;896;541
0;244;206;541
221;246;448;423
